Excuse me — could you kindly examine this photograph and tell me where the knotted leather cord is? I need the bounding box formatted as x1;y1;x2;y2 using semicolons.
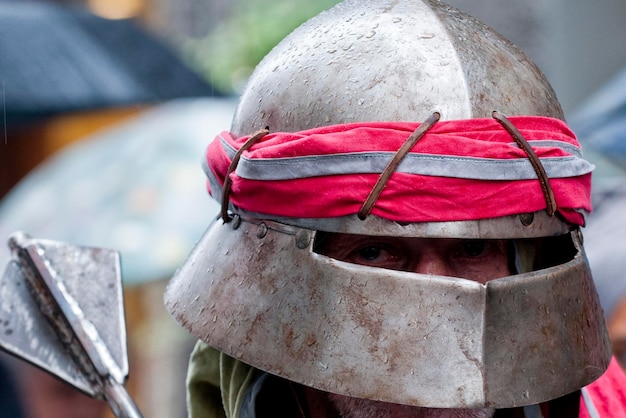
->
358;112;441;219
221;128;270;222
492;111;557;216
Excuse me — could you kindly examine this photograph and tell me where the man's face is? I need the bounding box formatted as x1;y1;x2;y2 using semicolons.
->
316;234;511;284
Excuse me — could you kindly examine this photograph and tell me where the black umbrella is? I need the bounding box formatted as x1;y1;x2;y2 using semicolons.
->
0;2;221;123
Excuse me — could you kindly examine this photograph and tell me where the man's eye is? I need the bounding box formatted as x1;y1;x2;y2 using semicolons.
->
357;246;382;261
461;240;486;257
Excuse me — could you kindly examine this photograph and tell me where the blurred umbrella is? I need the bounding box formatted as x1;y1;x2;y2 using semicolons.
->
583;184;626;317
0;2;220;123
569;64;626;317
0;98;235;285
570;65;626;168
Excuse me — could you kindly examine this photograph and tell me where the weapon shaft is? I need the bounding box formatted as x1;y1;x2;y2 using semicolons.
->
104;375;144;418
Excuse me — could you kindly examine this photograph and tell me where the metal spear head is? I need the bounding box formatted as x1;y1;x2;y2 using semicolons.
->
0;232;142;418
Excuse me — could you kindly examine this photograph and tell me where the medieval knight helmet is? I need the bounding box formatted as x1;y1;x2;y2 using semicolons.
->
165;0;611;409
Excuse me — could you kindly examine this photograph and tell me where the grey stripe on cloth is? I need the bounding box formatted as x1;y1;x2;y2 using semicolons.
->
235;153;593;181
526;140;584;158
202;158;224;201
581;387;601;418
217;135;584;160
214;135;592;182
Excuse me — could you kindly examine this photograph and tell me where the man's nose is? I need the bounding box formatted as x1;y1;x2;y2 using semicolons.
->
411;253;452;276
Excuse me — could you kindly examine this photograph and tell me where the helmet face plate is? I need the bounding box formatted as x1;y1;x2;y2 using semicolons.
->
165;218;610;408
166;0;610;409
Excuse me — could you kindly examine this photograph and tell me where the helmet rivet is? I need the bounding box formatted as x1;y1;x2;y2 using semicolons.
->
295;230;311;249
231;215;242;230
519;212;534;226
256;223;268;238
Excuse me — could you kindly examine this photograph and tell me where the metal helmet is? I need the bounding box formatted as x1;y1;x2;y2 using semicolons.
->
165;0;610;410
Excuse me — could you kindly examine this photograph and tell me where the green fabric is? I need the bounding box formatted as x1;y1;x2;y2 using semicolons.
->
187;340;256;418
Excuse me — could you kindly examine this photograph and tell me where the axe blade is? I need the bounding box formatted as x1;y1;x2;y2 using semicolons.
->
0;232;142;418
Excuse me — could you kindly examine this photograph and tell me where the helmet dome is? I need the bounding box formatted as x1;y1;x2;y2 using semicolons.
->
231;0;563;136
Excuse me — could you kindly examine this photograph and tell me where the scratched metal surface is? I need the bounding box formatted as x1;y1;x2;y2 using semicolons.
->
0;238;127;396
166;219;610;408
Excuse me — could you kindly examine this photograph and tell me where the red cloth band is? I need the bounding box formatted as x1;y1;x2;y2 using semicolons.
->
205;116;592;226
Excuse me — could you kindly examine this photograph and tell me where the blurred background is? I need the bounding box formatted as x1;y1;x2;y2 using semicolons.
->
1;0;626;417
